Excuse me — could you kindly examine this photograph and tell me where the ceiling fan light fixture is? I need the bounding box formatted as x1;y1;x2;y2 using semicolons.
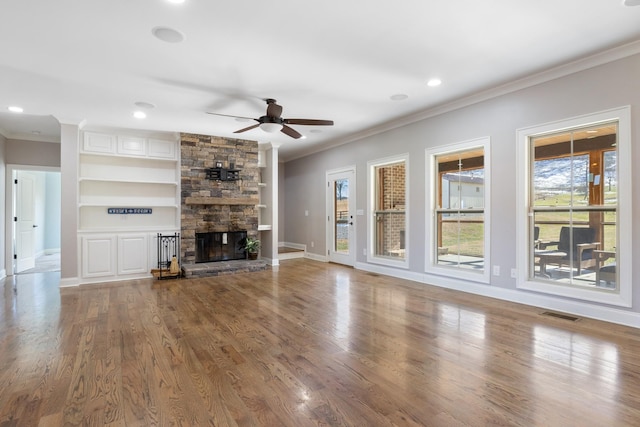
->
259;122;283;133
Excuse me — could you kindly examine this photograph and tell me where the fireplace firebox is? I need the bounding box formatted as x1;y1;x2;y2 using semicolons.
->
196;231;247;263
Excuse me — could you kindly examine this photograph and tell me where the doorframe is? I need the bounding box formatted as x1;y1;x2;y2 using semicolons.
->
326;165;357;266
5;164;61;276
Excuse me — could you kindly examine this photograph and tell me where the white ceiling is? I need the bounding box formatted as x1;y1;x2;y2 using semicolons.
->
1;0;639;161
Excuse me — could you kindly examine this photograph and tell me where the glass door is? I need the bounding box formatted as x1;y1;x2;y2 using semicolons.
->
327;168;356;266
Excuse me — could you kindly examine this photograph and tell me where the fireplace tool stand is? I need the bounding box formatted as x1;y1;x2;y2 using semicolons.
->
154;232;181;279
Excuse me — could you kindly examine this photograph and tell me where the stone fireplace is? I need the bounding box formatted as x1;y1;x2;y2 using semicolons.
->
180;133;260;268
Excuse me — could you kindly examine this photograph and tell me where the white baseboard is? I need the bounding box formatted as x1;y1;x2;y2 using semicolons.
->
59;277;80;287
279;241;307;251
354;261;640;329
305;252;328;263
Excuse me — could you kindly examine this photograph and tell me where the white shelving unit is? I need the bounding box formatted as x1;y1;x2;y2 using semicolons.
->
78;130;180;283
257;152;271;231
257;143;279;264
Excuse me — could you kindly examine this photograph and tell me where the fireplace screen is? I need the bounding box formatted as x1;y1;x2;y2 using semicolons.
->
196;231;247;263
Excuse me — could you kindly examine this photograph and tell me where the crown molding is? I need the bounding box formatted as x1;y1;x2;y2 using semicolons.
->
284;39;640;162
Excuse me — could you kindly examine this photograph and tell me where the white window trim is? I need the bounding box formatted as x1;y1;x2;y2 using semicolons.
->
367;153;409;269
425;137;491;284
516;106;632;307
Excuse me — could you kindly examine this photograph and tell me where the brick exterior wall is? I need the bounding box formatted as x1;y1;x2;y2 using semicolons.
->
180;133;260;264
377;162;406;257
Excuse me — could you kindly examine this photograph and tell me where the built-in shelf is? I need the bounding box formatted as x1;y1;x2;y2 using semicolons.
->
257;204;267;209
258;224;272;231
258;182;267;187
185;197;260;206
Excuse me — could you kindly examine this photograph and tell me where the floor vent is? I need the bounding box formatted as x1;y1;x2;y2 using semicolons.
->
365;272;380;277
540;311;580;322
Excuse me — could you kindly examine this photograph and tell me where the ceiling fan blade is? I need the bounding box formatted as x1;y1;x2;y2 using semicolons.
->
206;111;256;121
266;101;283;118
234;123;260;133
281;125;302;139
284;119;334;126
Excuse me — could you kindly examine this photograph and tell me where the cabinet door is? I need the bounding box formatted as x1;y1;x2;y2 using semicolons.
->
117;136;146;156
83;132;116;154
118;234;148;275
82;235;116;278
148;139;176;159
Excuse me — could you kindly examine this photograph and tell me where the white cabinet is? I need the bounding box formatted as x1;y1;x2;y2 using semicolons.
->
79;131;180;283
81;235;117;278
84;132;116;154
117;136;146;156
148;138;176;159
81;233;153;282
118;234;148;275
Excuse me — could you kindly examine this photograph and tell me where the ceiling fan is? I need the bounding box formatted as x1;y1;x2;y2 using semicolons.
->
207;98;333;139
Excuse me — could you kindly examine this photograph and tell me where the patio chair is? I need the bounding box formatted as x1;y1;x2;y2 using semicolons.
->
537;226;600;275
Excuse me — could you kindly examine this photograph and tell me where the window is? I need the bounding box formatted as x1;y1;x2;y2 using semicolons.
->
517;107;631;307
368;154;408;268
427;138;490;282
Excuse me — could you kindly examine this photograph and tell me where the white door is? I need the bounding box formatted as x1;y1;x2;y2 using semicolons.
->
327;168;356;266
16;171;36;272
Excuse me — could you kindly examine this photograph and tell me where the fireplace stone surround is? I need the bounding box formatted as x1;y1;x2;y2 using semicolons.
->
180;133;263;274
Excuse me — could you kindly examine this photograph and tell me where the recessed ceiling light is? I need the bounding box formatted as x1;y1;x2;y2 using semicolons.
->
427;78;442;87
167;0;185;3
152;26;185;43
31;130;41;135
133;111;147;119
134;101;156;109
309;129;322;133
623;0;640;6
8;106;23;113
390;94;408;101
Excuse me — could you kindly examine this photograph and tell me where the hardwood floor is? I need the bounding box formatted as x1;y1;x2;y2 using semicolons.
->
2;259;640;426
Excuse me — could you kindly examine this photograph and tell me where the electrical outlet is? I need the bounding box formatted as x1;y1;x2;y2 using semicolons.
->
511;268;517;278
305;210;309;216
492;265;500;276
363;248;367;256
311;241;314;248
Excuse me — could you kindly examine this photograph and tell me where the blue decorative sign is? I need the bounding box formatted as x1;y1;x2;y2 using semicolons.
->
107;208;153;214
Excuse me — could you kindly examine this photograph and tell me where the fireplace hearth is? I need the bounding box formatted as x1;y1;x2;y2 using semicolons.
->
196;231;247;263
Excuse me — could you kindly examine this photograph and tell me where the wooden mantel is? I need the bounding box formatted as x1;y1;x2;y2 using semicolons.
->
185;197;259;206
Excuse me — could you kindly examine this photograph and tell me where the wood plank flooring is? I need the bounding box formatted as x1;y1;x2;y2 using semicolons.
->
2;259;640;426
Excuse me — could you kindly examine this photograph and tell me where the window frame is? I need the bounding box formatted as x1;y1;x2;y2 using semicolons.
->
426;137;491;284
516;106;632;307
367;153;409;269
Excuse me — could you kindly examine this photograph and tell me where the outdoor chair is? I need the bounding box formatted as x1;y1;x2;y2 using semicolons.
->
537;226;600;275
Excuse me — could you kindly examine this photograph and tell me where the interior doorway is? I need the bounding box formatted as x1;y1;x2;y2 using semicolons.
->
6;166;61;275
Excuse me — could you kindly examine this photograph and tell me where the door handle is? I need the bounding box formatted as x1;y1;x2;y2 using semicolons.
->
33;224;38;228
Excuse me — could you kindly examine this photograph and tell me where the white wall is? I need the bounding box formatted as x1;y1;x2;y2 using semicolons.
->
283;52;640;323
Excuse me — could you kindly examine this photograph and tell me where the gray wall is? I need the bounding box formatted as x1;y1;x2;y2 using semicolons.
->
283;53;640;317
0;134;5;276
44;171;61;251
6;139;61;167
